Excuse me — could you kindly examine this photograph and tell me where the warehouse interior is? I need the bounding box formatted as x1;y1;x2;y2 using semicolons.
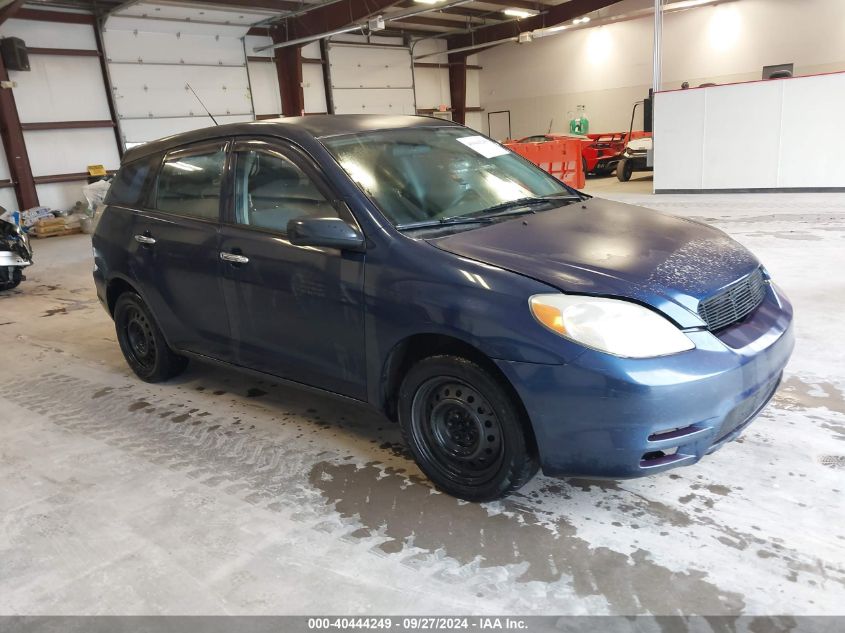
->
0;0;843;623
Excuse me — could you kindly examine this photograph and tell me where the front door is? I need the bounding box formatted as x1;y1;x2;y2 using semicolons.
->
218;140;367;400
130;141;232;361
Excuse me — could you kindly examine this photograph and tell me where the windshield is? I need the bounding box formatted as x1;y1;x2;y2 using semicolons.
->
322;127;575;227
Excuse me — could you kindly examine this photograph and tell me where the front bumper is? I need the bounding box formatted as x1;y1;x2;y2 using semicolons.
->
0;250;32;267
495;284;794;478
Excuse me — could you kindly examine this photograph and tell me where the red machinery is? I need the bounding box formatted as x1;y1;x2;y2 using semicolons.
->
514;131;651;177
504;136;585;189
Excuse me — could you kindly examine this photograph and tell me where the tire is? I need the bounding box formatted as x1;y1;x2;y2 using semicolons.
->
114;291;188;383
582;157;589;178
0;267;22;291
617;158;633;182
398;355;539;501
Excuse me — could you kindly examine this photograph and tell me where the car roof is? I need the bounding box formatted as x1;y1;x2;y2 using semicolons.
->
122;114;461;163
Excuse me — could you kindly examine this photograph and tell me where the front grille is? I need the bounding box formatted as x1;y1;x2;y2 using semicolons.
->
698;268;767;332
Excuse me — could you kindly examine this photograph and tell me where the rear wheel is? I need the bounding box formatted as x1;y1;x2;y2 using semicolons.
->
114;292;187;383
398;355;538;501
617;158;633;182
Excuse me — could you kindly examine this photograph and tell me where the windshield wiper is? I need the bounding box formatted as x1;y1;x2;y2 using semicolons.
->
396;216;495;231
469;196;568;218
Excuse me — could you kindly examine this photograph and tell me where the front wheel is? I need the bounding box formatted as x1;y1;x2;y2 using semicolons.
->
114;292;188;383
617;158;633;182
0;267;22;291
398;355;538;501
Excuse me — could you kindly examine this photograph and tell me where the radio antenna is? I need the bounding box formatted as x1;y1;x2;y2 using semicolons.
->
186;83;219;126
548;118;554;134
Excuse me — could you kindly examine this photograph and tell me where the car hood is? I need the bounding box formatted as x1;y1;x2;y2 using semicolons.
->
426;197;760;328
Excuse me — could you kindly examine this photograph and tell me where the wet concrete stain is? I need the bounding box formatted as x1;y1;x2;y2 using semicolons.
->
246;388;267;398
775;377;845;416
91;387;112;399
42;307;67;317
128;400;151;412
309;461;745;614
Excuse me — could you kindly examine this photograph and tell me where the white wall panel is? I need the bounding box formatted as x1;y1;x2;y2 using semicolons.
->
778;73;845;188
24;129;121;177
0;189;17;213
10;56;112;123
0;136;11;181
0;16;121;211
303;64;327;114
652;88;705;191
36;182;90;212
655;72;845;190
0;18;96;49
700;80;782;190
248;61;282;116
414;68;450;110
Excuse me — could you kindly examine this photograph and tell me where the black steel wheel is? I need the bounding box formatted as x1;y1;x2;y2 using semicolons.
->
398;355;538;501
114;292;187;383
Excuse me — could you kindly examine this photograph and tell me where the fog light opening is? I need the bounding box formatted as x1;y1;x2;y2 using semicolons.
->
640;446;679;464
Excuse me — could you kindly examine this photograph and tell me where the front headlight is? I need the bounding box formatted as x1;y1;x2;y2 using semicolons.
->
529;294;695;358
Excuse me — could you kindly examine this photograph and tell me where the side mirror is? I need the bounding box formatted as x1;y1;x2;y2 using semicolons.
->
287;216;365;252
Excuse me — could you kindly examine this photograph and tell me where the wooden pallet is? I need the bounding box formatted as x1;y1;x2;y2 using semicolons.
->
30;227;83;239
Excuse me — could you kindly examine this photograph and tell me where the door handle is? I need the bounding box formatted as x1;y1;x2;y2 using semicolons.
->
134;234;156;245
220;252;249;264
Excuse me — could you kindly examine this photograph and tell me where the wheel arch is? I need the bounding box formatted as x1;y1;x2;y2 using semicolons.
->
379;333;538;455
106;275;139;315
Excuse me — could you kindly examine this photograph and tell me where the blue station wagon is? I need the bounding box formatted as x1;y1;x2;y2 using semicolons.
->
93;115;794;501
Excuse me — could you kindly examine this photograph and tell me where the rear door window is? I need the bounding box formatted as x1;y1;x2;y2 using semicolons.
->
155;144;228;221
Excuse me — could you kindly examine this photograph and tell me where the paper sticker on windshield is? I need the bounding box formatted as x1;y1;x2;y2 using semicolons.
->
457;135;509;158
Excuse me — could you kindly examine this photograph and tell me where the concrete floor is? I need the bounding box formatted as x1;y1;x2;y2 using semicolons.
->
1;185;844;616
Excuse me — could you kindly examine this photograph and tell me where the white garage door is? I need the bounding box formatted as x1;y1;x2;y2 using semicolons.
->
327;40;416;116
103;2;277;147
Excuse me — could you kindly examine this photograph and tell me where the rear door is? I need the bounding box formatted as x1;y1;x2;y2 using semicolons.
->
130;141;232;360
218;139;366;399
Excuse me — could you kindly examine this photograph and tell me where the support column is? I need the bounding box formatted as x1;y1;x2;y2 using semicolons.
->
0;55;38;209
319;39;334;115
447;52;467;126
271;26;305;117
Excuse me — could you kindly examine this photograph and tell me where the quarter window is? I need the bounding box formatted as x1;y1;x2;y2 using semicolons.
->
233;149;336;233
155;146;227;220
105;154;159;207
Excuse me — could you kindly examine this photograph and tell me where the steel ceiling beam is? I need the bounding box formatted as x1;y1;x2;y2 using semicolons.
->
0;0;26;26
448;0;621;49
470;0;542;10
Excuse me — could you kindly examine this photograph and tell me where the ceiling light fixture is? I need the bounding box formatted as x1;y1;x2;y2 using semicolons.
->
573;16;591;24
503;8;540;18
413;0;444;4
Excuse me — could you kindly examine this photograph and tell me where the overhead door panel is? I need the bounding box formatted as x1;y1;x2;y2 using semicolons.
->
103;3;276;146
328;42;415;115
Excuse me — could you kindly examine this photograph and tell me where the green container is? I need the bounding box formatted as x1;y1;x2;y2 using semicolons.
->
569;105;589;135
